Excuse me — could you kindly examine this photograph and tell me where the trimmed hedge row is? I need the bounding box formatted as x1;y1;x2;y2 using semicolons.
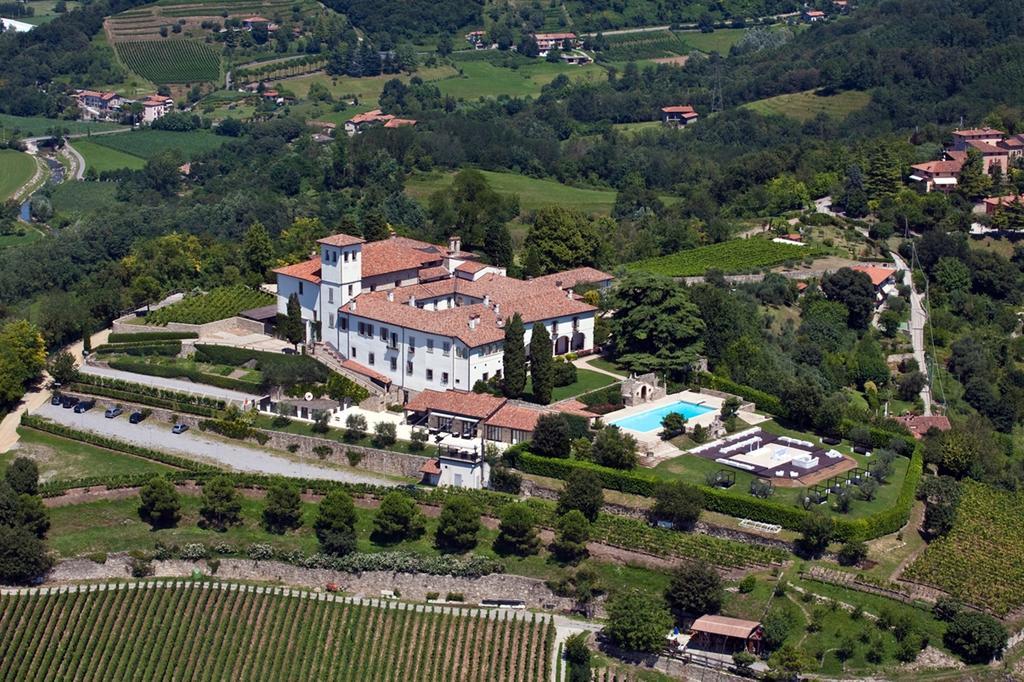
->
95;341;182;357
840;419;913;450
107;359;264;394
195;344;329;387
517;447;924;542
108;331;198;343
701;373;786;417
20;416;218;474
67;383;221;418
72;373;227;410
198;418;270;445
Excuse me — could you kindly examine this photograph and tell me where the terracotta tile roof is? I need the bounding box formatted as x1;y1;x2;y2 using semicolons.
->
317;233;365;247
691;615;762;639
531;267;614;290
551;399;593;418
419;458;441;475
418;266;451;282
348;109;394;125
661;105;696;114
383;118;417;128
455;260;488;274
273;257;322;284
343;293;506;346
893;414;951;439
852;265;896;287
485;403;543;432
953;128;1004;137
362;238;445;278
983;194;1023;208
911;159;964;175
458;273;597;324
340;358;391;385
405;389;506;420
805;10;825;16
243;15;268;22
966;139;1006;154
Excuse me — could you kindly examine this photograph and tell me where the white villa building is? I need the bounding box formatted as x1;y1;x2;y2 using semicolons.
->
273;232;607;405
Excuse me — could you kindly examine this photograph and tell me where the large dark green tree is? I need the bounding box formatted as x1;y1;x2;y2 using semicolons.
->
434;496;481;551
665;561;723;618
495;502;540;556
138;476;182;530
502;313;527;399
372;491;426;542
522;206;603;276
4;458;39;496
314;490;359;556
262;479;303;534
529;323;554;405
199;476;242;532
557;469;603;521
604;588;673;653
821;268;876;331
608;272;704;377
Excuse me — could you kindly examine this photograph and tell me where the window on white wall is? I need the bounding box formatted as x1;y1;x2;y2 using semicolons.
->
328;289;334;304
427;339;434;353
426;369;434;381
328;314;335;329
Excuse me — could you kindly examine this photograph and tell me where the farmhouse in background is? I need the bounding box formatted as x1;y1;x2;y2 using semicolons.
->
661;105;699;127
532;32;579;55
802;9;827;22
141;95;175;124
910;127;1024;192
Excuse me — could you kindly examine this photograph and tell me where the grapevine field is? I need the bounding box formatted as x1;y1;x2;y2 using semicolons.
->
629;238;822;277
903;481;1024;615
0;581;554;681
145;285;274;325
115;41;220;84
598;31;688;62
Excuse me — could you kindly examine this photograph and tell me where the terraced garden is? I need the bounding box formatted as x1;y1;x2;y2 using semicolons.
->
144;285;274;325
629;238;822;277
904;481;1024;616
0;582;554;681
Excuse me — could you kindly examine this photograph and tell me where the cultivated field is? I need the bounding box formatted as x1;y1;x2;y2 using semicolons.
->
70;140;146;173
145;285;274;325
437;59;604;100
0;581;554;681
48;181;121;216
92;129;227;160
744;89;872;123
115;40;221;84
904;481;1024;616
0;113;125;138
598;31;688;62
106;0;319;42
629;238;821;277
0;150;36;201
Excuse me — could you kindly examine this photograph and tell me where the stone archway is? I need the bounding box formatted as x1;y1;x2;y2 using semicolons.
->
555;335;570;355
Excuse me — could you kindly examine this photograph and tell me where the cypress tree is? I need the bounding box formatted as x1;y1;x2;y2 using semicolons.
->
282;293;305;347
502;313;526;399
529;323;554;404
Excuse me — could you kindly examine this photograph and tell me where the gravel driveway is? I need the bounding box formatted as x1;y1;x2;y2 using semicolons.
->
33;403;397;486
79;364;260;405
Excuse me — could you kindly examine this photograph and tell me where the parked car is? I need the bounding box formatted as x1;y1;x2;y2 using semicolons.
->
50;393;62;406
129;411;146;424
61;396;79;409
171;423;189;434
73;400;95;413
104;406;123;419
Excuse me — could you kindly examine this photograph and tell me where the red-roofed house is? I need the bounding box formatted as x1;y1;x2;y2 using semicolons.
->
893;414;951;439
531;267;614;292
274;230;606;400
141;95;174;124
852;264;898;304
383;118;417;129
661;105;699;127
983;194;1024;215
802;9;827;21
533;32;578;53
344;109;395;136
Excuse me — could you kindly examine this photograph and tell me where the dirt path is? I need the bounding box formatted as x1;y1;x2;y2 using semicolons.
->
889;501;926;582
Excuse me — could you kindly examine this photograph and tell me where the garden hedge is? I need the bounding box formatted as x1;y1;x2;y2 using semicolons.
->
840;419;913;450
700;373;786;417
107;359;264;394
517;446;924;542
95;341;182;357
71;373;226;410
108;331;198;343
195;345;329;388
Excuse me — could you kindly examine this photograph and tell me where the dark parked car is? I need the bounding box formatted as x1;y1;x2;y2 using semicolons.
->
61;396;79;409
129;411;146;424
50;393;62;406
104;406;123;419
73;399;95;413
171;423;189;434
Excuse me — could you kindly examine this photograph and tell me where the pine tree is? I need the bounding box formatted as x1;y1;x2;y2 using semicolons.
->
484;223;514;268
865;147;901;201
502;313;527;399
529;323;554;404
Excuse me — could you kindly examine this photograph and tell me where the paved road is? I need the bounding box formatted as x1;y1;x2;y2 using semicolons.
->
79;363;261;405
32;402;398;485
892;253;932;415
64;143;85;180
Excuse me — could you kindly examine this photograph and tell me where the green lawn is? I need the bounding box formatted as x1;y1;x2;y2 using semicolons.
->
436;60;604;100
3;427;174;482
524;368;617;403
0;149;37;200
22;0;82;24
0;225;45;249
48;181;121;216
91;128;227;160
280;66;456;102
582;357;629;377
254;414;434;458
72;139;146;173
406;169;620;215
47;491;670;594
675;27;752;53
0;113;126;138
744;89;873;123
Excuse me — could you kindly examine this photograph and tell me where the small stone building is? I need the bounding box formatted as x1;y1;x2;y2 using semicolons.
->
621;373;665;406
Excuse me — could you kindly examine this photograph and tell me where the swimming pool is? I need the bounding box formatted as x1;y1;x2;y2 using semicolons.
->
610;400;715;433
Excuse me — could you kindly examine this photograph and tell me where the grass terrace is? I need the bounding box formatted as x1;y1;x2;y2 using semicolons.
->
743;89;873;123
3;427;176;481
0;113;126;137
91;129;228;160
71;139;146;173
523;368;617;403
629;237;824;277
48;181;121;217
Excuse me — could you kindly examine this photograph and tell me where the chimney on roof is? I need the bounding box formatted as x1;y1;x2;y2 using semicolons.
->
483;294;490;308
408;295;416;307
387;291;394;302
566;289;573;299
494;303;500;317
468;315;479;330
350;300;357;312
448;235;461;253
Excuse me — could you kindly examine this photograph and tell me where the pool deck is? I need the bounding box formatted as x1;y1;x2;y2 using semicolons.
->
607;390;767;459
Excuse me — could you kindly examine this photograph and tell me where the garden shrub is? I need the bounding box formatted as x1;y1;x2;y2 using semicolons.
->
108;331;197;343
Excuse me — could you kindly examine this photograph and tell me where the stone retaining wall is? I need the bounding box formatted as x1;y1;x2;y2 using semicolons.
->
112;315;265;337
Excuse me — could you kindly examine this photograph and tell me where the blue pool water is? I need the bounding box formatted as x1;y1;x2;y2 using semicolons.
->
610;400;715;433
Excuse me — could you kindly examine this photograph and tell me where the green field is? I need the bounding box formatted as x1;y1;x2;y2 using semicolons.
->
744;89;873;122
21;0;82;24
904;481;1024;615
676;27;751;53
71;139;146;173
598;31;688;62
0;582;552;681
115;40;221;84
524;368;618;403
0;226;44;249
2;427;174;482
0;149;36;200
92;129;227;160
407;169;621;215
0;113;126;138
436;60;604;100
48;181;121;216
629;238;822;277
